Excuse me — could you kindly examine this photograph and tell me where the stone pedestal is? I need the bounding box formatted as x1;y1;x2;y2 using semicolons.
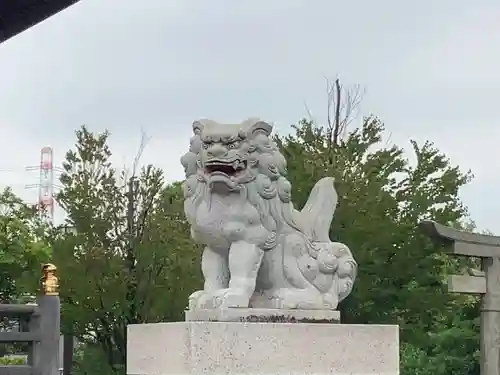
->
127;319;399;375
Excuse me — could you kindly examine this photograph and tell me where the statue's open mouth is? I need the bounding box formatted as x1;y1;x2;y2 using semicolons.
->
205;160;247;176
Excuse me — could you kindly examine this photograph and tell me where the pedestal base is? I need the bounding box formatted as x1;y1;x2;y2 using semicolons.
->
127;322;399;375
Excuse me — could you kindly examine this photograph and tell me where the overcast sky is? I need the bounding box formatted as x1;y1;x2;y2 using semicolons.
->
0;0;499;231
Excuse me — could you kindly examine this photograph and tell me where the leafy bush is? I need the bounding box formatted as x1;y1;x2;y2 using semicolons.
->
0;356;26;365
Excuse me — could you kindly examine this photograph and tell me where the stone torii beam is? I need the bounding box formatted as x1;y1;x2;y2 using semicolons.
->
420;220;500;375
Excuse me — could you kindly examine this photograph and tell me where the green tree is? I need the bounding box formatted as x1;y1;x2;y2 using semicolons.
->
276;114;478;375
52;126;201;374
0;187;51;302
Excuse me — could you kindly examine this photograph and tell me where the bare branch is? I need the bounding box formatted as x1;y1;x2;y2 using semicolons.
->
132;129;151;178
120;129;151;186
339;84;364;139
303;101;316;125
384;130;394;148
324;76;365;146
332;78;342;146
326;77;333;132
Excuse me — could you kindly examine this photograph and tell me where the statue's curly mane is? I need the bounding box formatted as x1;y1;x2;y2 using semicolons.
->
181;132;305;237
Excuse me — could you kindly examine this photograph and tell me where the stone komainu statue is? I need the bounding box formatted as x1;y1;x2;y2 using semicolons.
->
181;119;357;310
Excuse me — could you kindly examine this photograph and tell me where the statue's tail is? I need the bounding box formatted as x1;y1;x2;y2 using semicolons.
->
299;177;338;242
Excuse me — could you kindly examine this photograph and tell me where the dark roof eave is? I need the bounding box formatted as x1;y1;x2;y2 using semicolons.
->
0;0;81;44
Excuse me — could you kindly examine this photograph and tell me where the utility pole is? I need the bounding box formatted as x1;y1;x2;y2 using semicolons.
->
420;220;500;375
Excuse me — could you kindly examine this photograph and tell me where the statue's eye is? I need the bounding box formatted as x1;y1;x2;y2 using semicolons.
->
202;143;209;149
227;143;237;149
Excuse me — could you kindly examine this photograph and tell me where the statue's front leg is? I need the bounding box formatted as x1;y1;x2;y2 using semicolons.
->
189;246;229;309
212;241;264;308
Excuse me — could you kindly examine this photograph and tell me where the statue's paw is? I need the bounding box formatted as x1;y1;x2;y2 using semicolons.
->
188;290;215;309
212;288;250;308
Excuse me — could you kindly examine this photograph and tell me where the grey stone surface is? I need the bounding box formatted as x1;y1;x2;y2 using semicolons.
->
180;119;357;311
31;295;61;375
127;322;399;375
185;308;340;323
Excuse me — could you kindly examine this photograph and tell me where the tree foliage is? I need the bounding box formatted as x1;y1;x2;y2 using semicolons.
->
276;116;478;375
0;188;51;302
52;126;201;374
